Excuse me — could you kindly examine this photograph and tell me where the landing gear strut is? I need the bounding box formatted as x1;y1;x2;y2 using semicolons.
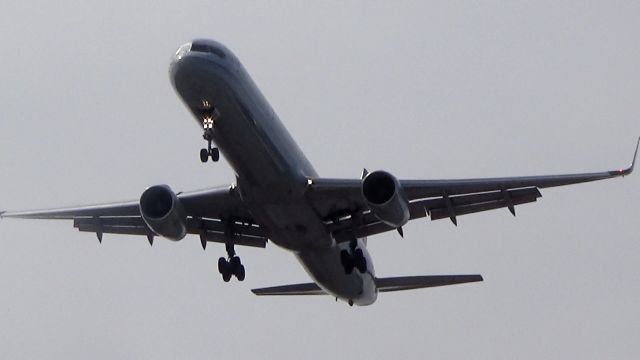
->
340;239;367;275
200;130;220;163
217;231;245;282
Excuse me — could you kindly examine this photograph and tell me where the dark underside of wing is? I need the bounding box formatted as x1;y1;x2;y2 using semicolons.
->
307;138;638;239
326;187;542;238
374;275;483;292
1;185;268;248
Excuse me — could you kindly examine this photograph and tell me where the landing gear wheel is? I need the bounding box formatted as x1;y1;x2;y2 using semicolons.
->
218;257;227;274
200;148;209;163
218;257;232;282
229;256;241;271
201;130;220;163
354;248;367;274
340;250;354;274
236;264;246;281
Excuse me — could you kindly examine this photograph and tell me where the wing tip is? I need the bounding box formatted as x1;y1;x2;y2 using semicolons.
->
631;136;640;173
609;137;639;177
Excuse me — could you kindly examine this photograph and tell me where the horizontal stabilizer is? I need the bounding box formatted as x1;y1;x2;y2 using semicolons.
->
252;283;325;296
376;274;483;292
251;274;483;296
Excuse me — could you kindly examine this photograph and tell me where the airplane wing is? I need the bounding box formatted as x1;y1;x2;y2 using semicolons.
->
308;138;638;238
1;185;267;248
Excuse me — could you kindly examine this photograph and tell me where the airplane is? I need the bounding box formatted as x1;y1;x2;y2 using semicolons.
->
1;39;637;306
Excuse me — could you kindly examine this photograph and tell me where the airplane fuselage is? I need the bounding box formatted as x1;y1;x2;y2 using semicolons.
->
170;40;376;305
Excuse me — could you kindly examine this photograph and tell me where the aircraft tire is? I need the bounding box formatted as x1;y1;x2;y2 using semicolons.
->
354;248;367;273
218;257;228;274
222;272;232;282
200;148;209;163
211;148;220;162
340;250;353;274
229;256;241;271
236;264;246;281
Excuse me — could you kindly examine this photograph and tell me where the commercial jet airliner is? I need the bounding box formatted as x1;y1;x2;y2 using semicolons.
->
2;39;637;306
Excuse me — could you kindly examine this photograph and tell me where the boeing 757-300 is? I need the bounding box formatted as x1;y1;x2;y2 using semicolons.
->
2;39;637;306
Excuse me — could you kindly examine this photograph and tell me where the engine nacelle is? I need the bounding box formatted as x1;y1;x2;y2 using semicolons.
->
361;170;410;228
139;185;187;241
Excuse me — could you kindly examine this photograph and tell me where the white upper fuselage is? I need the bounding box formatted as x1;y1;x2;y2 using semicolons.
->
169;39;377;305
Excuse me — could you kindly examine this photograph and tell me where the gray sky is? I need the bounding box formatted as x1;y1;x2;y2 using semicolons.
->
1;1;639;359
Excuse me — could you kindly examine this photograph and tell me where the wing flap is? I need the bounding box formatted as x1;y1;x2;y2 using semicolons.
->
74;217;146;227
77;224;151;236
376;274;483;292
332;188;541;238
427;187;541;220
74;218;267;248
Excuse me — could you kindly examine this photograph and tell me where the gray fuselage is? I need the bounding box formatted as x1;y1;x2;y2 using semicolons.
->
169;39;376;305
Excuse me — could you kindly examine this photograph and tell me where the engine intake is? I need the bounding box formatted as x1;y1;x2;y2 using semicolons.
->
139;185;187;241
362;171;410;228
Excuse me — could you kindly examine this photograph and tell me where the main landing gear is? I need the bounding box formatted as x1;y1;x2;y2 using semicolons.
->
218;241;245;282
340;240;367;275
200;130;220;163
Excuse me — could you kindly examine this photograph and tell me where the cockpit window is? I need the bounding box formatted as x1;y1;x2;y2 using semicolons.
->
191;42;226;58
175;43;192;60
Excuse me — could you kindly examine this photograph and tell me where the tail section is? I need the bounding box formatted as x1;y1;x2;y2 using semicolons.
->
375;274;483;292
252;282;325;296
251;274;483;296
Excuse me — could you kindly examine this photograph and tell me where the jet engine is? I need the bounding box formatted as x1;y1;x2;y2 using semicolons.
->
139;185;187;241
361;170;410;228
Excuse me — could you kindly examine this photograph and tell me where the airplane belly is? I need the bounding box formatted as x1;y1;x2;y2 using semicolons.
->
172;52;332;250
171;53;316;187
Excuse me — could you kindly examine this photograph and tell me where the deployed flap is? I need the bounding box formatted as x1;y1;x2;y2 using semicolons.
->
425;187;541;221
252;283;326;296
376;274;483;292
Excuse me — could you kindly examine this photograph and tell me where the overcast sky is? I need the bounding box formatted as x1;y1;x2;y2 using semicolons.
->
1;1;639;359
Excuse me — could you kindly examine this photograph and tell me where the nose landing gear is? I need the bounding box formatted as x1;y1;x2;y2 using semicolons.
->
340;240;367;275
199;103;221;163
200;130;220;163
